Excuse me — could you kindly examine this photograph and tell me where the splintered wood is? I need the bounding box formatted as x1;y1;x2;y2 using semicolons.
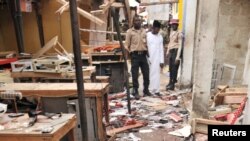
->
56;0;105;25
192;118;229;134
33;36;58;59
213;86;247;106
106;121;146;136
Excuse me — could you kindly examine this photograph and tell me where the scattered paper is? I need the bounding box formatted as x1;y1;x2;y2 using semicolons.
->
139;129;153;133
168;125;191;138
128;133;141;141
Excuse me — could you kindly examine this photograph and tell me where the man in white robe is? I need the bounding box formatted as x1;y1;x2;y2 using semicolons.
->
147;21;164;96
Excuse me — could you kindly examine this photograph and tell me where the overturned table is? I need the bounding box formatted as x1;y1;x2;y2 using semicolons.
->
0;83;109;141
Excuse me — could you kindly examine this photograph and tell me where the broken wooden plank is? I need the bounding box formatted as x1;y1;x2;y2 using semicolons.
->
55;2;69;14
140;0;178;6
192;118;228;134
33;36;58;59
100;0;115;14
223;95;246;104
108;134;117;141
0;51;16;58
217;92;247;96
90;10;104;15
225;87;247;93
106;121;145;136
56;0;105;25
211;85;229;107
123;0;132;27
208;107;232;116
217;85;229;91
111;2;124;8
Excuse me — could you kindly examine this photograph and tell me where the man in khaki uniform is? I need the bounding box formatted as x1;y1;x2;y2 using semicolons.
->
126;15;152;99
166;19;183;90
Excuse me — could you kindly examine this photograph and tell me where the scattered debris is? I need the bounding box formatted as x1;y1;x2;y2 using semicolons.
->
108;92;126;100
106;87;191;140
128;133;141;141
107;121;146;136
168;125;191;138
166;100;180;107
168;113;182;122
195;133;208;141
139;129;153;133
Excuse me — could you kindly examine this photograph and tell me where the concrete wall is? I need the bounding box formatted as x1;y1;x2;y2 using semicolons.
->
192;0;220;118
215;0;250;85
243;39;250;84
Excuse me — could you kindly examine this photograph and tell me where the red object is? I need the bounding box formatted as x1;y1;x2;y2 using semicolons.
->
214;114;228;121
0;58;18;65
108;92;126;100
170;19;179;24
93;44;120;52
169;113;182;122
124;119;137;126
213;97;247;124
115;102;123;108
229;97;247;124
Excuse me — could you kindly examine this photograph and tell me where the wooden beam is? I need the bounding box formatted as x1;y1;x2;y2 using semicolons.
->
217;92;247;97
33;36;58;59
0;83;109;98
192;118;228;134
223;95;246;104
140;0;179;6
56;0;105;25
90;10;104;15
106;121;145;136
226;87;248;93
100;0;115;14
123;0;132;27
108;134;117;141
111;2;124;8
100;2;124;8
55;2;69;14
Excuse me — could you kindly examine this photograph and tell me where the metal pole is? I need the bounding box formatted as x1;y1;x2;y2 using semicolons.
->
9;0;25;53
69;0;88;140
111;7;131;114
15;0;25;53
34;1;45;47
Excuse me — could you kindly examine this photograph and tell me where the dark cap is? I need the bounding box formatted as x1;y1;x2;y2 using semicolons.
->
153;20;161;28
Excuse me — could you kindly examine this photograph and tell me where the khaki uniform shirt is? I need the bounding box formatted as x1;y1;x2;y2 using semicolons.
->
167;31;183;60
125;27;147;52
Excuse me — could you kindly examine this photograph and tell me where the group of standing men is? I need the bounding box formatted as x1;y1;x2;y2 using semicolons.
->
125;15;183;100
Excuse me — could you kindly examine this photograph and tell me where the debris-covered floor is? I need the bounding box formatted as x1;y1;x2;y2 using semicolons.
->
106;67;193;141
105;66;248;141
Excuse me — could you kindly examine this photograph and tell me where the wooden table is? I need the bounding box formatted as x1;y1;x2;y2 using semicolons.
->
0;83;109;141
0;114;76;141
11;66;96;82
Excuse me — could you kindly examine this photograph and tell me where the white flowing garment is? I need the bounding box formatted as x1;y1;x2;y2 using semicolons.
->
147;32;164;94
